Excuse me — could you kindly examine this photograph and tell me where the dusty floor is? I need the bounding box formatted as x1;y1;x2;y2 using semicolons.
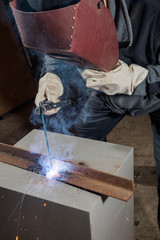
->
0;100;160;239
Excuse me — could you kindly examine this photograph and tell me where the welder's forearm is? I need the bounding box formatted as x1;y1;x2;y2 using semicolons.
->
41;54;64;77
145;62;160;93
132;62;160;97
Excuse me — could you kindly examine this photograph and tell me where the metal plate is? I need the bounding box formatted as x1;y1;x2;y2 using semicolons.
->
0;142;133;201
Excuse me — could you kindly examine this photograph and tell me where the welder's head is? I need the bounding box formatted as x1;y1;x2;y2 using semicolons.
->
10;0;119;71
15;0;80;12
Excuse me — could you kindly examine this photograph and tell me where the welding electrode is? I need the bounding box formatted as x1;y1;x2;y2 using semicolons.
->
36;99;72;168
41;112;53;168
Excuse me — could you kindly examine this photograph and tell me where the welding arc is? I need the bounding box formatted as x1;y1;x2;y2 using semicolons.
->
41;113;53;168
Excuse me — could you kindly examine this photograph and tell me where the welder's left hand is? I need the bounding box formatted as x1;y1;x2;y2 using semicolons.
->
35;72;63;115
81;60;148;95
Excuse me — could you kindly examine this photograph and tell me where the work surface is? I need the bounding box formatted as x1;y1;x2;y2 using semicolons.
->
15;129;133;175
0;128;133;211
0;129;134;240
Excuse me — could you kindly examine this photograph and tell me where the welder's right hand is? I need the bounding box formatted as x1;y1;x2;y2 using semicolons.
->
35;72;63;115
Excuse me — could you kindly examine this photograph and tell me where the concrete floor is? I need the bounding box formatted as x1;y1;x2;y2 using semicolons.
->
108;114;160;239
0;100;160;239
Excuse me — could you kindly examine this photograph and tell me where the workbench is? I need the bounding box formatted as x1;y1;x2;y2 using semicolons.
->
0;129;134;240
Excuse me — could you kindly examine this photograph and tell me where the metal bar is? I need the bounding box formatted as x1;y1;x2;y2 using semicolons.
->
0;142;134;201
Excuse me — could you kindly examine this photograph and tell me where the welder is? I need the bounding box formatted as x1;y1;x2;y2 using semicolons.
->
10;0;160;228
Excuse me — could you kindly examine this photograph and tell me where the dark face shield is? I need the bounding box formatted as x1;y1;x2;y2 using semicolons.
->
10;0;119;71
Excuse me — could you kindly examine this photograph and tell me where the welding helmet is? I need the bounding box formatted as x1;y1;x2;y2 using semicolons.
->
10;0;119;71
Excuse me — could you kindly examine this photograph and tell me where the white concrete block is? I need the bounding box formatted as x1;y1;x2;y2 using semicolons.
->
0;129;134;240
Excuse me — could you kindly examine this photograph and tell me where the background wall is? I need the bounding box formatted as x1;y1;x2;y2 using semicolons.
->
0;1;36;115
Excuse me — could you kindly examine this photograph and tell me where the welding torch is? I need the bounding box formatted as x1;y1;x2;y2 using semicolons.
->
35;99;72;115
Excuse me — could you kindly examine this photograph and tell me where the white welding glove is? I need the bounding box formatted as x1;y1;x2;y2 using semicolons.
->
82;60;148;95
35;72;63;115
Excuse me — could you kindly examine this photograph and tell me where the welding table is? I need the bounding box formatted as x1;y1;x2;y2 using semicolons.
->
0;129;134;240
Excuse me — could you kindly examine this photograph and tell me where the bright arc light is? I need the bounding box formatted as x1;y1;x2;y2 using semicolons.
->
46;169;59;179
43;159;65;180
46;160;62;180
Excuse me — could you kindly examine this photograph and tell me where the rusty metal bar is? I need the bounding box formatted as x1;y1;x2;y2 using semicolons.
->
0;142;134;201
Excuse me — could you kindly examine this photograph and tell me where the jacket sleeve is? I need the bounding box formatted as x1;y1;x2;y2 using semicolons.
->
41;54;65;77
